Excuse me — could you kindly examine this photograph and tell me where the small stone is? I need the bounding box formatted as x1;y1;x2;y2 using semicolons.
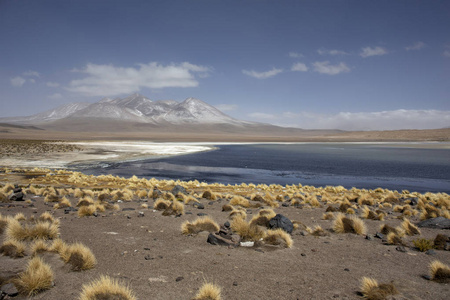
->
425;249;437;256
144;247;150;251
138;211;145;217
127;215;132;219
224;221;230;228
300;231;308;236
197;213;207;217
344;268;350;272
301;253;306;257
233;281;238;286
175;276;184;282
375;232;384;239
254;249;264;253
281;202;290;207
1;283;18;297
193;203;205;209
185;212;192;215
311;249;318;252
365;235;373;241
144;255;153;260
122;208;135;211
208;201;215;205
423;275;432;281
93;212;98;217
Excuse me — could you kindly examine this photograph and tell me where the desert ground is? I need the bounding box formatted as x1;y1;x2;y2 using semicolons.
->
0;166;449;300
0;134;449;300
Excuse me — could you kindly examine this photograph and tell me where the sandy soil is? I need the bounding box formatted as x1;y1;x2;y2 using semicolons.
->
0;170;449;300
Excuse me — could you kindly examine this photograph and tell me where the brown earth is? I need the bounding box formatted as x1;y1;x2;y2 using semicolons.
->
0;170;449;300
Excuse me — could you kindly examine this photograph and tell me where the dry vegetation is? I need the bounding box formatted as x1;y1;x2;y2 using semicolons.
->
0;166;449;299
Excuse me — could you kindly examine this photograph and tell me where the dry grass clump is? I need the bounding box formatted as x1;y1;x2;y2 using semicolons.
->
181;217;220;235
401;219;420;236
229;208;247;220
185;195;199;205
192;282;222;300
306;225;328;237
79;275;137;300
30;239;49;256
0;191;8;203
38;212;55;223
6;219;59;241
54;197;72;209
154;199;171;210
202;189;217;200
0;214;8;234
361;206;384;221
264;228;293;248
62;242;97;271
78;205;96;217
333;213;367;235
249;209;276;227
222;204;233;211
136;189;148;199
230;195;250;208
359;277;398;299
386;232;405;246
379;224;402;236
412;238;434;252
230;216;265;242
14;212;26;221
162;201;185;216
76;196;95;207
49;239;69;256
0;239;26;258
15;256;54;296
44;193;60;203
322;212;335;220
429;260;450;283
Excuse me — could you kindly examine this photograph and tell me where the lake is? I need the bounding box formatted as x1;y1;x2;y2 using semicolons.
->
74;143;450;193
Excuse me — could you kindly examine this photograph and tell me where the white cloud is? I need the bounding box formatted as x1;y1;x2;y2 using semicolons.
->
360;46;388;58
67;62;212;97
289;52;303;58
312;61;350;75
248;112;277;120
46;82;60;87
242;68;283;79
405;41;426;51
49;93;62;99
23;70;40;77
10;76;26;87
29;79;36;84
215;104;238;112
443;50;450;58
247;109;450;131
291;62;308;72
317;48;348;56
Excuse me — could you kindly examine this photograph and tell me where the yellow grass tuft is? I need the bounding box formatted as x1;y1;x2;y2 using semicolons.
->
230;195;250;208
386;232;405;246
162;200;185;216
15;256;54;296
30;239;50;256
412;238;434;252
230;216;265;242
79;275;136;300
0;239;26;258
401;219;420;236
181;217;220;235
429;260;450;283
322;212;335;220
49;238;69;256
6;219;59;241
307;225;328;237
202;189;218;200
62;242;97;271
38;212;55;223
193;282;222;300
54;197;72;209
78;205;96;217
44;193;60;203
333;213;367;235
264;228;293;248
360;277;397;300
154;198;171;210
361;206;384;221
229;208;247;220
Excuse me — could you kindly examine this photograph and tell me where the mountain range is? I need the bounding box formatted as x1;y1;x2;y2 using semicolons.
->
2;93;249;127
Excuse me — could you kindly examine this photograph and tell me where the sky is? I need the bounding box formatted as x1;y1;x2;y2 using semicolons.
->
1;0;449;130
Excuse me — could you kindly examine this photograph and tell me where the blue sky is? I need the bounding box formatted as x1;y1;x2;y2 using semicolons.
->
1;0;449;130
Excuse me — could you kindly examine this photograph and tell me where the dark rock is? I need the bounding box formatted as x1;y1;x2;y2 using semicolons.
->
13;187;22;193
268;214;293;234
144;255;154;260
0;283;18;297
365;235;373;241
208;201;215;205
281;202;290;207
407;197;419;206
193;203;204;209
395;246;407;253
375;232;384;239
233;282;238;286
207;233;238;247
138;211;145;217
417;217;450;229
344;268;350;272
144;247;150;251
197;213;207;217
185;212;192;215
93;212;98;217
127;215;131;219
301;253;306;257
425;249;437;256
172;185;187;195
224;221;230;228
254;249;264;253
8;192;24;201
293;203;303;209
175;276;184;282
122;208;135;211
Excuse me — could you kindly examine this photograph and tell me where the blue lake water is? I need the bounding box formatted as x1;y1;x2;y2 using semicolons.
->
74;143;450;193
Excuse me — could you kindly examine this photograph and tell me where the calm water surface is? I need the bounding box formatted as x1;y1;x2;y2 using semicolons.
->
74;143;450;193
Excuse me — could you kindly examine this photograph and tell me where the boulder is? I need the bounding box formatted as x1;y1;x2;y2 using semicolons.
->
0;283;18;297
417;217;450;229
268;214;293;234
171;185;187;195
8;192;24;201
